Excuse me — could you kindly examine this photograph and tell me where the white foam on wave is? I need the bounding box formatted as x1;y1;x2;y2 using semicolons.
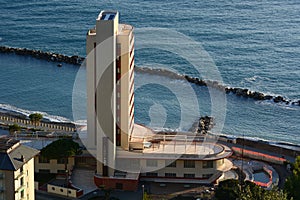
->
245;75;259;82
74;119;87;126
244;75;270;82
0;103;72;123
149;126;183;133
255;100;299;110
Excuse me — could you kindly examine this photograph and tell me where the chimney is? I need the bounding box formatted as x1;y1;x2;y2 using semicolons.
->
21;155;25;162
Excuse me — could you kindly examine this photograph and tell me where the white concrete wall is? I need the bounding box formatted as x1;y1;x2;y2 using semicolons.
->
47;184;77;198
141;159;222;178
34;156;75;173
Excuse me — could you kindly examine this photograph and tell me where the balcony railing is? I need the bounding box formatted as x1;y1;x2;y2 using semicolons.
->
14;171;24;180
15;184;25;192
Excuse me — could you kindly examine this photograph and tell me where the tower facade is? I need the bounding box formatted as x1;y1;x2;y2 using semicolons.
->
86;11;134;176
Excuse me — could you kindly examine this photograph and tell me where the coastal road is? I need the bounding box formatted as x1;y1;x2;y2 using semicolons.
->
35;190;75;200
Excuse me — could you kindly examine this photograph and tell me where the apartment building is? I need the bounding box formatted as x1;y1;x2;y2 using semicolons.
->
0;138;39;200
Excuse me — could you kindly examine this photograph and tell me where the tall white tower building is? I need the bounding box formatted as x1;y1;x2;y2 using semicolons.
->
86;11;134;177
86;11;233;192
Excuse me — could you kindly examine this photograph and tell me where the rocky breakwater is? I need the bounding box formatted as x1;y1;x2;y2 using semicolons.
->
0;46;85;66
184;75;300;106
189;116;214;134
135;66;186;80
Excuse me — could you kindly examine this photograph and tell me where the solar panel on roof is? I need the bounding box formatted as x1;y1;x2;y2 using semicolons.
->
100;15;106;20
108;14;115;20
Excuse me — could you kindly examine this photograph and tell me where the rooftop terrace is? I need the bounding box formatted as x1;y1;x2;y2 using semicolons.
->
128;125;232;160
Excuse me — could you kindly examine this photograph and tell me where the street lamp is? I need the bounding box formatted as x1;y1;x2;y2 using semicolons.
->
142;185;144;200
65;169;69;187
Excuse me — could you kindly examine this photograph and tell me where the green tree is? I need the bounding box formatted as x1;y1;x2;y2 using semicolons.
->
143;192;151;200
8;123;21;134
41;139;82;171
214;179;240;200
241;185;289;200
285;156;300;200
29;113;43;128
215;179;290;200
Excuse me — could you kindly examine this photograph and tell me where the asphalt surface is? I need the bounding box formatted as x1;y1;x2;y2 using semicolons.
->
35;190;76;200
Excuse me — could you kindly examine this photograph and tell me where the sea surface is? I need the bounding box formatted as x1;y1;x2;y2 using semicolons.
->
0;0;299;144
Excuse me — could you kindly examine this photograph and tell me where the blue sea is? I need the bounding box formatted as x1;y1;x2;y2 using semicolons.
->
0;0;299;144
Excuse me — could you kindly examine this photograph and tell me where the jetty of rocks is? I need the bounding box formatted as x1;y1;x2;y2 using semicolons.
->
1;46;298;106
0;46;84;65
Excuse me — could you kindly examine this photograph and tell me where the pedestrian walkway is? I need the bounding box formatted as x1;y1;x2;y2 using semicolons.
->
0;113;75;132
71;168;97;195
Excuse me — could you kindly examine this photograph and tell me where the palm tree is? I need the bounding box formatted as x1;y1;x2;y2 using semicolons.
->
29;113;43;128
8;123;21;134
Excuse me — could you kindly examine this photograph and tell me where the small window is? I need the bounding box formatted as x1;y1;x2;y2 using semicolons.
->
165;173;176;177
39;169;50;173
20;190;24;198
60;189;64;192
57;158;68;164
203;161;213;168
184;160;195;168
20;177;24;186
68;190;72;194
52;187;55;190
146;159;158;167
166;161;176;168
203;174;213;179
39;156;50;163
20;166;23;173
145;172;158;177
184;174;195;178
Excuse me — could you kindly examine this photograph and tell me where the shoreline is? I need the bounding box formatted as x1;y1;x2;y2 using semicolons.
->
0;111;76;133
1;109;299;160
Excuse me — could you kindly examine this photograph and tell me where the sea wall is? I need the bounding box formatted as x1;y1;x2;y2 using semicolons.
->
185;75;300;105
0;112;75;133
1;45;299;106
189;116;214;134
136;67;300;106
0;46;84;65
